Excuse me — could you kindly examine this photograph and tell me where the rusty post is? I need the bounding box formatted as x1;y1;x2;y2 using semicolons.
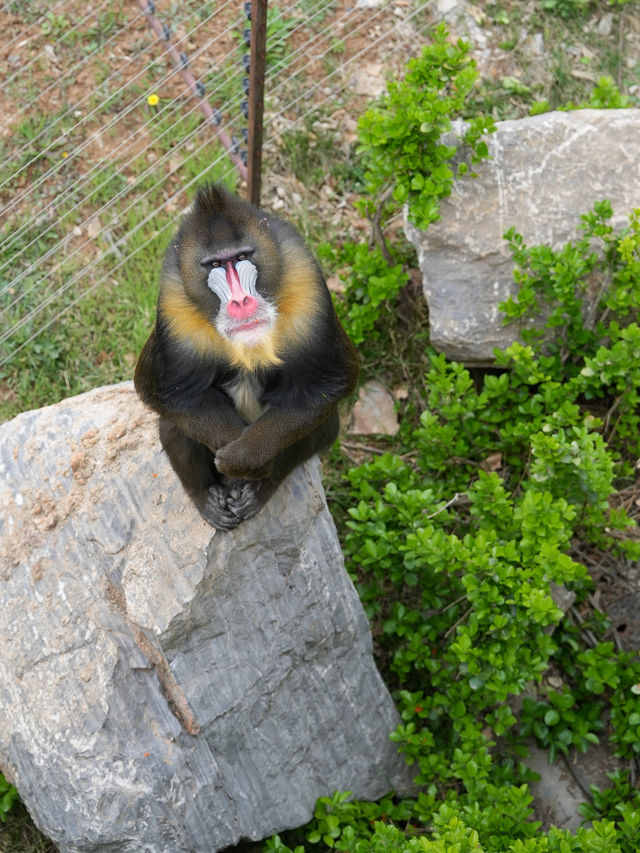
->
247;0;268;206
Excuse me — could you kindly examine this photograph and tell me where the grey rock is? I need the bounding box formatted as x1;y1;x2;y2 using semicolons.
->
596;12;614;37
405;109;640;362
348;381;399;436
526;745;584;831
527;739;624;831
0;382;411;853
351;62;387;98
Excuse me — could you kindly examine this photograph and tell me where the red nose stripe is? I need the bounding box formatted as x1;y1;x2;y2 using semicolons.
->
226;261;258;320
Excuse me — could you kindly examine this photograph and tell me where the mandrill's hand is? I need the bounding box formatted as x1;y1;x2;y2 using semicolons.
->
202;480;261;530
215;439;274;480
201;477;278;530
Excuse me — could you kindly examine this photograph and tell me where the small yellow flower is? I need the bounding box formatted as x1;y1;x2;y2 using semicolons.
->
147;93;159;107
62;152;68;158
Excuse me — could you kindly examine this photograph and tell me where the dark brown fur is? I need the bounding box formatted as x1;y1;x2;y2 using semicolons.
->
134;184;358;529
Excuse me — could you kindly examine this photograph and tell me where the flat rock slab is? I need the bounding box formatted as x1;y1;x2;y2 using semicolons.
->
348;381;399;436
0;382;411;853
527;739;624;831
405;109;640;362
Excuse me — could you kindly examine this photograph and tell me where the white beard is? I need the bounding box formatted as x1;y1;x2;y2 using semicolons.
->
222;373;268;423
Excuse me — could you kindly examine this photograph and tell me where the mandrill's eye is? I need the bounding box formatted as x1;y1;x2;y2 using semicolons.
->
237;254;246;261
200;257;221;270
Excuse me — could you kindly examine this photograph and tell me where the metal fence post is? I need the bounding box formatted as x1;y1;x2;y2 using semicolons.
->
247;0;268;207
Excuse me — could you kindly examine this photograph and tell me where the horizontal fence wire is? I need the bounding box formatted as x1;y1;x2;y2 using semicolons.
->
0;0;437;371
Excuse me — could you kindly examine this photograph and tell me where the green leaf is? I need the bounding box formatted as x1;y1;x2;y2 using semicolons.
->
501;76;531;95
544;709;561;726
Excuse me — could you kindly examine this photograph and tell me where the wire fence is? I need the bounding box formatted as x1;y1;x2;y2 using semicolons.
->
0;0;437;383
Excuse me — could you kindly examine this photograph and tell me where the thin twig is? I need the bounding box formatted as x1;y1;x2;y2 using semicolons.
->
341;440;388;456
561;752;593;802
439;593;468;614
444;607;472;638
583;267;612;332
368;185;395;262
424;492;468;519
569;606;598;649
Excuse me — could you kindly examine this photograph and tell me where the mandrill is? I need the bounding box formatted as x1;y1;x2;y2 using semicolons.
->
134;183;359;530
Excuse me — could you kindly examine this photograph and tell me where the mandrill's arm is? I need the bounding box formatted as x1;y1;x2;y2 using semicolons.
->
134;330;247;453
214;400;338;480
216;330;358;481
210;400;342;530
163;388;247;453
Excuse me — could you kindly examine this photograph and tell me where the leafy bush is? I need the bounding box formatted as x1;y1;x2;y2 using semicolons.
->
277;17;640;852
355;22;494;232
518;690;603;763
0;775;18;822
500;202;640;473
323;24;494;356
531;74;635;115
320;242;408;346
272;202;640;851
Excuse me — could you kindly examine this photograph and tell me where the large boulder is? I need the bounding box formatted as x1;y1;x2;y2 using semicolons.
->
0;382;411;853
405;109;640;362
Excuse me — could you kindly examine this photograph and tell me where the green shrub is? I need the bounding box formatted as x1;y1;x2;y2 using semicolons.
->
355;22;494;232
0;775;18;822
322;23;493;352
287;18;640;851
275;202;640;852
320;242;408;346
518;690;603;763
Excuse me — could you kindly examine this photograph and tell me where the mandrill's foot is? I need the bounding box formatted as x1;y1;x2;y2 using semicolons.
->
199;480;264;530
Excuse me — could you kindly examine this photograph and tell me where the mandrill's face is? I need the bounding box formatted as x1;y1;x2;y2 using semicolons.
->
205;257;277;348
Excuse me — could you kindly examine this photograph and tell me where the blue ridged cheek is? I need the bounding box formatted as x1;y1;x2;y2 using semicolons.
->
207;267;229;301
235;259;258;295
